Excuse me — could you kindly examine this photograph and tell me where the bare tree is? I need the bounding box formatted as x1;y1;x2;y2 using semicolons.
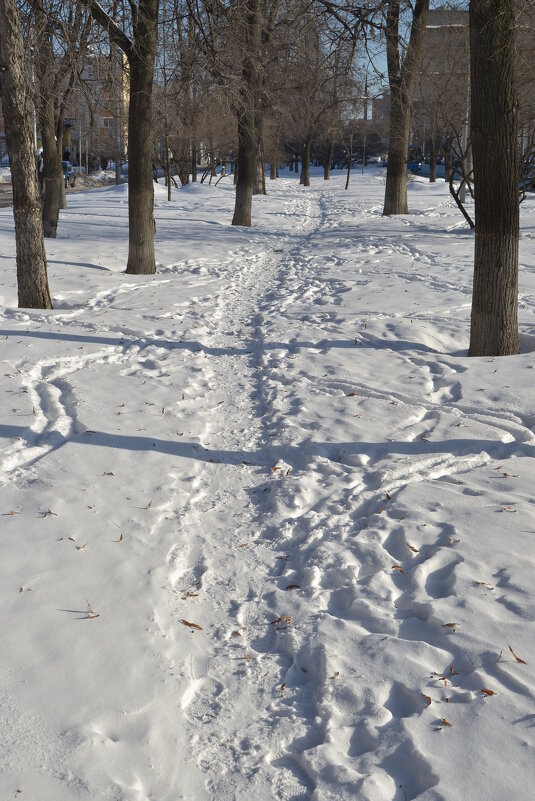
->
0;0;52;308
83;0;158;274
383;0;429;215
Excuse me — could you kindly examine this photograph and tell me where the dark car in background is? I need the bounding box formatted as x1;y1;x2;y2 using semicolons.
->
62;160;76;188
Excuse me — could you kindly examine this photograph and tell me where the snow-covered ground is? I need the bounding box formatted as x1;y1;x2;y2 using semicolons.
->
1;169;535;801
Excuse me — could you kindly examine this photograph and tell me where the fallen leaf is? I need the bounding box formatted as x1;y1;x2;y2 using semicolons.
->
285;584;301;591
385;492;391;501
346;391;357;397
392;565;404;573
508;645;527;664
481;688;496;696
443;623;459;630
86;602;100;619
280;682;286;696
421;693;432;706
450;666;459;676
40;508;58;517
119;534;124;542
180;619;203;631
271;615;291;627
407;543;419;553
441;718;453;727
147;500;152;509
331;671;340;680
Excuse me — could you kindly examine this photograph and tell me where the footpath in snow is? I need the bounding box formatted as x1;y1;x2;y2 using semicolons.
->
1;170;535;801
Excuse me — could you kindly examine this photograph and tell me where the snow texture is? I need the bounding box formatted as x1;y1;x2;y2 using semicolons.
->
0;169;534;801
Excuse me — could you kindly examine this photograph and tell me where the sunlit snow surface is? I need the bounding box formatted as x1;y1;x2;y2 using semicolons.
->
1;169;535;801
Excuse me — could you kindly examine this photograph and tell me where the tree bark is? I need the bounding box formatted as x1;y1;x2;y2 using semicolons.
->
253;111;266;195
429;127;436;183
269;160;277;179
345;131;353;190
444;134;453;182
468;0;519;356
383;0;430;215
300;137;311;186
34;5;64;239
39;99;63;238
232;97;255;225
83;0;158;274
0;0;52;309
231;0;260;226
324;140;334;180
126;46;157;274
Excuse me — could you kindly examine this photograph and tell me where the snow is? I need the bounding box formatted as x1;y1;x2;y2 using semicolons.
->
1;169;535;801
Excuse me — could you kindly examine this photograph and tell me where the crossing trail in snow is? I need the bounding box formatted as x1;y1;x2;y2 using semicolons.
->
0;171;535;800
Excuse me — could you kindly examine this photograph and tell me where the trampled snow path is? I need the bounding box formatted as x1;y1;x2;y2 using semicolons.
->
1;173;535;801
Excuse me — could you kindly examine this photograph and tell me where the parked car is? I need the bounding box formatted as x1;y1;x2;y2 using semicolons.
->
62;160;76;188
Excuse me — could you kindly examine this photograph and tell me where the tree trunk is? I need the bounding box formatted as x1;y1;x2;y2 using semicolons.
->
429;127;436;183
300;138;311;186
191;141;197;181
269;160;277;179
383;86;411;214
253;112;266;195
39;99;63;238
232;100;255;225
468;0;519;356
0;0;52;309
232;0;260;226
345;131;353;190
444;135;453;182
126;48;157;274
57;114;67;210
383;0;430;215
324;140;334;180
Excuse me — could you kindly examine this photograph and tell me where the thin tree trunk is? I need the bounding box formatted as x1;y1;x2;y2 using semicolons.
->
324;140;334;180
383;0;430;215
269;160;277;179
57;112;67;209
0;0;52;308
468;0;519;356
253;112;266;195
345;131;353;190
300;138;311;186
191;141;197;181
39;100;63;238
444;135;453;182
429;127;436;183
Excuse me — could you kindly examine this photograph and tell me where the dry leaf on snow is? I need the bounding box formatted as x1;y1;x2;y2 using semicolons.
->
180;619;203;631
509;645;527;664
